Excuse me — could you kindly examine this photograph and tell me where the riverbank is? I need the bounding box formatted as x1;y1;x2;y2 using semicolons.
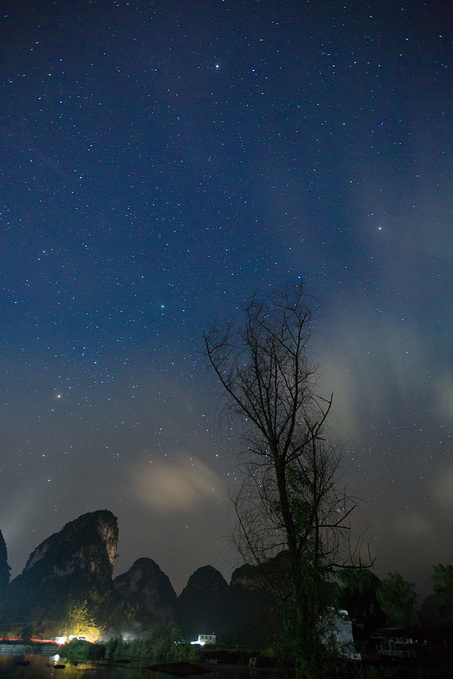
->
0;654;289;679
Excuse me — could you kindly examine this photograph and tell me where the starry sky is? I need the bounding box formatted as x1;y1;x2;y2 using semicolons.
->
1;0;452;597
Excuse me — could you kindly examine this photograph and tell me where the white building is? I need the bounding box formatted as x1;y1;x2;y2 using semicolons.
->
191;634;216;646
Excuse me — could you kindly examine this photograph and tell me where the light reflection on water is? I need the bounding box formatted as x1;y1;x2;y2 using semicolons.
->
0;655;289;679
1;655;153;678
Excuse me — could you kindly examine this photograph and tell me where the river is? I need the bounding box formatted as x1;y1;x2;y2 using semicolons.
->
0;655;289;679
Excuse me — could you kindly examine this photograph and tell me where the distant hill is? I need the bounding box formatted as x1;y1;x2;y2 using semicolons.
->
2;509;412;647
114;557;177;626
1;510;119;630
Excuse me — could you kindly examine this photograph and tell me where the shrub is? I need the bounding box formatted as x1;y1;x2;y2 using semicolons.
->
61;638;105;661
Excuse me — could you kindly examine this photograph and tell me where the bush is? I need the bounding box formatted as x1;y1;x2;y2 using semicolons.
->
61;638;106;661
104;633;200;663
100;624;202;664
105;636;128;660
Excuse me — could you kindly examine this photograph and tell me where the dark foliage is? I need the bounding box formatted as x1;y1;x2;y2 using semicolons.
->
61;638;106;661
336;569;386;631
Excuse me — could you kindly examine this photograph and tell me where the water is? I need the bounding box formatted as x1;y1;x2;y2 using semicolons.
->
0;655;288;679
0;654;148;678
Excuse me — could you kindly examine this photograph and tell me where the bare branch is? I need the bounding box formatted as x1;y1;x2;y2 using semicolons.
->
204;282;369;675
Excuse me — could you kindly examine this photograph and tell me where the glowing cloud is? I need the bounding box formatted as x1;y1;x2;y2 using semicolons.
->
131;455;227;513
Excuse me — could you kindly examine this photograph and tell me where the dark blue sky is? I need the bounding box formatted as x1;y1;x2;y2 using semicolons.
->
1;0;452;595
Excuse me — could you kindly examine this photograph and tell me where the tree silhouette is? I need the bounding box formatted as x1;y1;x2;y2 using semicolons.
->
204;283;364;677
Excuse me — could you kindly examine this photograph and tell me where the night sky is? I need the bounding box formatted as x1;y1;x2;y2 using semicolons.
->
1;0;452;597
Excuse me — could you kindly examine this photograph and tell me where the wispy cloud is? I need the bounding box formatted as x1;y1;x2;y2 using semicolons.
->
131;455;227;513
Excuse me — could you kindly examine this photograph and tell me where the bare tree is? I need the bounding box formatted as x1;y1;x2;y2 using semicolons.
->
204;284;362;677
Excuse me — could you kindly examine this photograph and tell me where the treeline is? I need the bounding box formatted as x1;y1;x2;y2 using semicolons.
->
337;564;453;632
61;622;202;663
2;563;452;646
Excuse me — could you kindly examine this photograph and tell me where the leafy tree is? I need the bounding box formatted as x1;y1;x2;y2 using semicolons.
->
105;635;129;660
377;572;420;627
64;597;99;639
432;563;453;610
336;568;385;630
62;638;106;661
204;283;365;678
